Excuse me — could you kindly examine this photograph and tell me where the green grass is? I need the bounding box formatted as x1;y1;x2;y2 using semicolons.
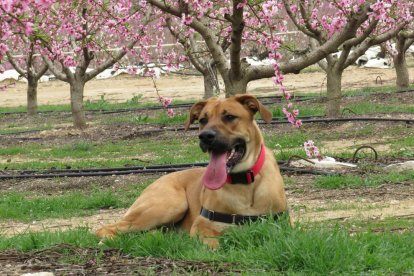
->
0;124;53;135
342;84;414;96
0;94;194;114
314;171;414;189
0;220;413;274
0;136;207;170
104;112;188;125
0;184;150;222
342;101;414;115
392;135;414;148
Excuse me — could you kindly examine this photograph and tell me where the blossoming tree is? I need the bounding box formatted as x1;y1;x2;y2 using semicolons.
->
283;0;413;116
2;0;157;129
148;0;375;95
5;39;48;115
390;26;414;90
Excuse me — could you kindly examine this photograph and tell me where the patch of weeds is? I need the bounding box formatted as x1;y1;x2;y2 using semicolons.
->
0;228;98;251
85;94;110;110
314;171;414;189
220;219;414;274
0;146;28;156
344;102;414;114
282;176;296;187
392;135;414;148
126;94;143;106
270;105;324;118
132;114;149;123
0;183;149;222
1;220;413;274
265;132;309;149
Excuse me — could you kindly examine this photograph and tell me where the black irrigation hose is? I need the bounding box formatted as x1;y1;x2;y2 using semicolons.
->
18;162;211;174
1;116;412;137
267;117;414;125
0;160;332;180
156;117;414;133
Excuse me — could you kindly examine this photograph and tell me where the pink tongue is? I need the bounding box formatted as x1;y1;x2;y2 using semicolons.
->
203;152;228;190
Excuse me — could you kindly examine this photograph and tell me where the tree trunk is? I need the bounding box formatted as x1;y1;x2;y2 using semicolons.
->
223;77;247;97
27;75;38;116
326;67;343;117
203;72;215;99
393;51;409;91
69;80;87;129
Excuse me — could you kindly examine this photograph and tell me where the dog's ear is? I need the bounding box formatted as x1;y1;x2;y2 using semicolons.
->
184;100;207;131
235;95;272;123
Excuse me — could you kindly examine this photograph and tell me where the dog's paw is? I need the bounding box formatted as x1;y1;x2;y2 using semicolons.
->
202;237;220;250
95;226;116;239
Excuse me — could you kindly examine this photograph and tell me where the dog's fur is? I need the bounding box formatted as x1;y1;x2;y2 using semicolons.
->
96;95;288;248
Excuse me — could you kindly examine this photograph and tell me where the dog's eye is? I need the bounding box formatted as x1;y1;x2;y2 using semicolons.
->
223;114;237;122
199;117;208;125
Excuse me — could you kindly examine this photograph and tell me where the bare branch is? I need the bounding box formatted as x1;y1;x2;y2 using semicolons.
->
34;63;49;80
41;55;70;82
5;52;27;77
344;24;405;67
85;40;136;81
309;38;328;71
343;19;378;47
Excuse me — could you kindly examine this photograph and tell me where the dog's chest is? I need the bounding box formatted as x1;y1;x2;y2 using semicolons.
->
202;185;267;214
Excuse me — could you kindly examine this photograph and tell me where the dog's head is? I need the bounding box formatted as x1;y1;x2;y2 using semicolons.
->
185;95;272;190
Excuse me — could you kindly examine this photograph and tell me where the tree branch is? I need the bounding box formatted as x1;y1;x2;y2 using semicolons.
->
34;63;49;80
84;40;135;81
228;1;244;79
147;0;230;77
282;0;322;42
343;19;378;47
5;52;27;77
344;24;405;68
41;56;70;82
166;19;207;74
246;3;373;80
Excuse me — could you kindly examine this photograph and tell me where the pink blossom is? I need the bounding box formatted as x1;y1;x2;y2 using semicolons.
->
167;108;175;117
304;140;323;160
181;13;193;25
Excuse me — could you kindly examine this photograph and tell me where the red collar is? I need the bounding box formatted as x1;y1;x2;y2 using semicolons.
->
226;144;266;184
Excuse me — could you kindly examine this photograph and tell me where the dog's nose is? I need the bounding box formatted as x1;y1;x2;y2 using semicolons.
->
199;129;216;145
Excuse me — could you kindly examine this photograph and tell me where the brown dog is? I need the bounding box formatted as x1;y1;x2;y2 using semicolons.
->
96;95;288;247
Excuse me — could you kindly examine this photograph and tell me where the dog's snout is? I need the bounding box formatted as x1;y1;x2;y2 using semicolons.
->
199;129;216;145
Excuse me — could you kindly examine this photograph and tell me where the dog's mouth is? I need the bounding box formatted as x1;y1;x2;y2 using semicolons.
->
202;141;246;190
225;143;246;172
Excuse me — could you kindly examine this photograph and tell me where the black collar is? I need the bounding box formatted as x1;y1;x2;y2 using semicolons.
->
200;207;287;225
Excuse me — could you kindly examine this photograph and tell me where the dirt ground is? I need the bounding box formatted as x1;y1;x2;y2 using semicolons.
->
2;66;413;107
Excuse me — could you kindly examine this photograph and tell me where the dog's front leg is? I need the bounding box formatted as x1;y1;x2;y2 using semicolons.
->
190;216;229;249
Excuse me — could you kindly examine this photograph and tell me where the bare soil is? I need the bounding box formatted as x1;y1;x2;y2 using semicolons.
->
2;66;412;107
0;244;238;275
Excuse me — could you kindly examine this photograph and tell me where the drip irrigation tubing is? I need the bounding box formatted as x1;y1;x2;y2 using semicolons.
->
0;160;340;180
2;88;413;116
1;116;412;137
0;95;313;116
137;117;414;134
